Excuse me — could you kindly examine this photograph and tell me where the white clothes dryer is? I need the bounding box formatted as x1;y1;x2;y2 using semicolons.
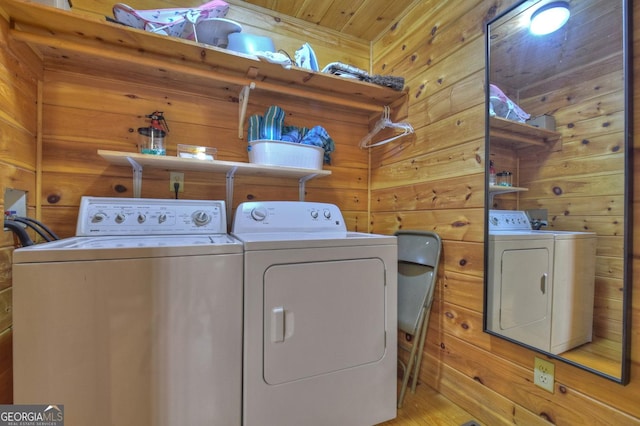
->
232;201;397;426
13;197;243;426
487;210;597;355
487;229;555;350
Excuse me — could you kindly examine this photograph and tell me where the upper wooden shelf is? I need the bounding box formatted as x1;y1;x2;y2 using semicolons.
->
0;0;405;112
490;116;562;150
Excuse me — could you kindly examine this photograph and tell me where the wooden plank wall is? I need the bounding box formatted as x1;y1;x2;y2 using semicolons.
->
0;12;41;403
38;71;372;235
372;0;640;424
0;0;374;403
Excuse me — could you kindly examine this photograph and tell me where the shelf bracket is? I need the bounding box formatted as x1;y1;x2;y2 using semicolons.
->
299;174;318;201
238;82;256;139
225;166;238;220
126;156;143;198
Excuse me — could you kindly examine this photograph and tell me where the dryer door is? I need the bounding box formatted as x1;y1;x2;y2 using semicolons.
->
487;236;554;353
262;258;386;384
499;246;552;351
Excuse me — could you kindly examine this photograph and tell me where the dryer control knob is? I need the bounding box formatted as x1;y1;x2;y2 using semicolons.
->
250;207;268;221
158;213;167;224
115;213;126;224
310;210;319;219
192;211;211;226
323;209;331;219
137;214;146;224
91;212;107;223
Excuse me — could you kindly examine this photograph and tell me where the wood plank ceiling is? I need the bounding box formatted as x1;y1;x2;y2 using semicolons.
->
238;0;418;41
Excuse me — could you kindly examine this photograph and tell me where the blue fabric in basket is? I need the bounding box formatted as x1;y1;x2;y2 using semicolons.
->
262;105;285;140
247;114;263;143
281;125;309;143
301;125;335;164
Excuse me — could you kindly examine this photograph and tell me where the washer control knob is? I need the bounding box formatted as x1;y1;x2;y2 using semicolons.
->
310;210;319;219
250;207;268;221
192;211;211;226
158;213;167;224
115;213;126;224
137;214;146;224
323;209;331;219
91;212;107;223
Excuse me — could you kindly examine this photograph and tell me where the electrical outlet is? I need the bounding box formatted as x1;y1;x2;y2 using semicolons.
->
534;356;555;393
169;172;184;192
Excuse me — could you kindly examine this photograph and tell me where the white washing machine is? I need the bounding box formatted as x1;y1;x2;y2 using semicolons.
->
232;201;397;426
12;197;243;426
487;210;597;354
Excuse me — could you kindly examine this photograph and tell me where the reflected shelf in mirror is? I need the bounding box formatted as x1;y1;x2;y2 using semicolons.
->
489;116;561;150
488;184;528;204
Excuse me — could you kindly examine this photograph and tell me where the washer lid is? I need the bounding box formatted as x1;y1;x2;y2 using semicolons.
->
55;234;238;248
489;231;555;241
13;234;243;263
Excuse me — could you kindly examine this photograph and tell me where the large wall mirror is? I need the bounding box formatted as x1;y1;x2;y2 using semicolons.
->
484;0;631;383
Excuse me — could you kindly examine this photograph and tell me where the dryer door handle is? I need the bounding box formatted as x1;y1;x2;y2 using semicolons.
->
540;273;548;294
271;306;285;343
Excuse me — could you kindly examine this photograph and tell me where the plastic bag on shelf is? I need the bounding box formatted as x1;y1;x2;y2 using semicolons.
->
112;0;229;40
489;84;530;123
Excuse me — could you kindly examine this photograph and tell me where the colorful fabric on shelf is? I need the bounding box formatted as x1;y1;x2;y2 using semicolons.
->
245;106;334;164
301;126;335;164
247;114;263;142
112;0;229;40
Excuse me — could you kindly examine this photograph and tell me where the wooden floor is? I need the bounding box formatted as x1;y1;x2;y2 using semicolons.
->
379;382;483;426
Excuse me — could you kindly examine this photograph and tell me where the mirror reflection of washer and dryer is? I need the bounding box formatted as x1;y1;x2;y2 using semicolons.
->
486;210;597;355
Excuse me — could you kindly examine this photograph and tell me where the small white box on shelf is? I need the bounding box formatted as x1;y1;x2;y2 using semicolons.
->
248;140;323;170
32;0;70;9
526;114;556;130
177;144;217;160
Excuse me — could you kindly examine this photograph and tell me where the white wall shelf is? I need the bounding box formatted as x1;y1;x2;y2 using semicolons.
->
98;150;331;218
488;184;528;204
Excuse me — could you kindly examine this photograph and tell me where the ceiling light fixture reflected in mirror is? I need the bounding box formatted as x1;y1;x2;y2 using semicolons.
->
529;1;571;35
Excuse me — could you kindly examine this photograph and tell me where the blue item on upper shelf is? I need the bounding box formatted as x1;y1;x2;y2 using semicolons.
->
295;43;319;71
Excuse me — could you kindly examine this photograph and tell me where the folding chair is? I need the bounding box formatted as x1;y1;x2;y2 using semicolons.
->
395;230;442;408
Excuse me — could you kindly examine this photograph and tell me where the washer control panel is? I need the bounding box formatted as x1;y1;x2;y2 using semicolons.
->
232;201;346;234
488;210;532;231
76;197;227;236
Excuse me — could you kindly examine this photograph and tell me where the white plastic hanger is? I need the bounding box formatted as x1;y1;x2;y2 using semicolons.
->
359;106;414;148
